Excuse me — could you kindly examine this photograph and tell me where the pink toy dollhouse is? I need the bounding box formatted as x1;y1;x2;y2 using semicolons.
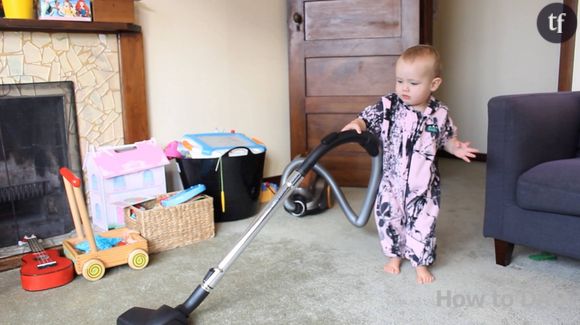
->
84;139;169;231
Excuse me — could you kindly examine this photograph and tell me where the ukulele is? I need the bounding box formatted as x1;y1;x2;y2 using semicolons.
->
19;235;75;291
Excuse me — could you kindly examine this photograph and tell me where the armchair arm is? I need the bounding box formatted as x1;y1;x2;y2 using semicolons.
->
488;92;580;171
484;91;580;236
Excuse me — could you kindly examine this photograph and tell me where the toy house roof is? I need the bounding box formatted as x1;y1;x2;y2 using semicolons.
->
88;139;169;179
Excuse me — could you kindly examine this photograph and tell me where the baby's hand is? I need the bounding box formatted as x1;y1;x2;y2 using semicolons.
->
341;119;365;134
452;140;479;162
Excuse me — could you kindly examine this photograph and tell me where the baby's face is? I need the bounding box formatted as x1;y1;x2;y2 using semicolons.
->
395;57;441;111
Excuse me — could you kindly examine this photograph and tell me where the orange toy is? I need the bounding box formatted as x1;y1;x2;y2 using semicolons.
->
59;167;149;281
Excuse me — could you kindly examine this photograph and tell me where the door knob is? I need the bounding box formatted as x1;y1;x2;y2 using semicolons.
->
293;13;303;24
293;13;303;31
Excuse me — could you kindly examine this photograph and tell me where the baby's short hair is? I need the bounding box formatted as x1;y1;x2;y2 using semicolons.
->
400;44;442;78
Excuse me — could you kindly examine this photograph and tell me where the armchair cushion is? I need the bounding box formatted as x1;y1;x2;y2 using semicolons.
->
517;158;580;217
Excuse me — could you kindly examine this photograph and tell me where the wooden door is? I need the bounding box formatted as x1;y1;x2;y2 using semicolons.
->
288;0;427;186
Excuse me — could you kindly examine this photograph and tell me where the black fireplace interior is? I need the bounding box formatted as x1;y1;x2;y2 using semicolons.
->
0;81;81;248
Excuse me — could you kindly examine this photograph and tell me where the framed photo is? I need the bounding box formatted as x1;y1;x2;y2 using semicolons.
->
37;0;92;22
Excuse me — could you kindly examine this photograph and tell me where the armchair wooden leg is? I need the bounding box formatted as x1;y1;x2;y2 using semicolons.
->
494;239;514;266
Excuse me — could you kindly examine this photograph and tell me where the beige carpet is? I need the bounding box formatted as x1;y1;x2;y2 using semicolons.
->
1;159;579;324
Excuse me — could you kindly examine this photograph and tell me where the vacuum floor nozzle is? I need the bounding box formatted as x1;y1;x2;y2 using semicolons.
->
117;305;188;325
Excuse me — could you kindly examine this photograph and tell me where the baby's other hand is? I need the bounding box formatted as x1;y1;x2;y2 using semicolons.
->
453;141;479;163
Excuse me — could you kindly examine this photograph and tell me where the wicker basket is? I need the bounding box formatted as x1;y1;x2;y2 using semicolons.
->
124;194;214;253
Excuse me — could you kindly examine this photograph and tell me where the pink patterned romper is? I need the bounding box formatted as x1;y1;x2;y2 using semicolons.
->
359;93;456;267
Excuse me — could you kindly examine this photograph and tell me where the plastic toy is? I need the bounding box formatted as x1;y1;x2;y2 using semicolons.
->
160;184;206;207
84;139;169;231
529;252;557;261
59;167;150;281
163;140;183;159
180;132;266;157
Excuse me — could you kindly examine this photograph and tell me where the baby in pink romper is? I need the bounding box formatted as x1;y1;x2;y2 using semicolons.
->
342;45;478;284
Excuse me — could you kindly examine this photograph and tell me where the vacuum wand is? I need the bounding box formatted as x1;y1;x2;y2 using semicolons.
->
177;170;303;315
118;171;304;325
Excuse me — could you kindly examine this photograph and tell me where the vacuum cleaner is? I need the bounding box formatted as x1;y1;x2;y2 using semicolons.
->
282;168;332;217
117;130;382;325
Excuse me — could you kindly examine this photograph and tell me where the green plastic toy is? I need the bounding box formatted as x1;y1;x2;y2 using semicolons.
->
529;252;557;261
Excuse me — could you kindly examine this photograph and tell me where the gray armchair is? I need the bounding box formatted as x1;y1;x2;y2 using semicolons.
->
484;91;580;266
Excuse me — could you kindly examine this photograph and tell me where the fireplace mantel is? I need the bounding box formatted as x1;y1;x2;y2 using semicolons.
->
0;18;140;33
0;19;150;145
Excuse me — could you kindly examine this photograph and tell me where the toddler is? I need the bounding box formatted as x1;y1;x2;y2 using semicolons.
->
342;45;478;284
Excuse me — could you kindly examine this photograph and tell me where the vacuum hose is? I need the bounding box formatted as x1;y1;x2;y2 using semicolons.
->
280;147;382;227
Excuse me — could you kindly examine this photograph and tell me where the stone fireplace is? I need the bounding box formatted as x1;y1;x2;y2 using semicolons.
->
1;31;126;153
0;31;126;250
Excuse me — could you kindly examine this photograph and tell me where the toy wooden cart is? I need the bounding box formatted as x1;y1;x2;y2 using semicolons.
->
59;167;149;281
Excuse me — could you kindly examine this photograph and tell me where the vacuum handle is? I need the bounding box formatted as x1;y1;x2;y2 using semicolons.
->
296;130;380;176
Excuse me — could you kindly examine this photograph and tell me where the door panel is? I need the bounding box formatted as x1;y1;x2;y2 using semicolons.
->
305;96;380;114
306;56;397;96
305;0;401;41
306;114;367;153
288;0;423;186
304;38;407;57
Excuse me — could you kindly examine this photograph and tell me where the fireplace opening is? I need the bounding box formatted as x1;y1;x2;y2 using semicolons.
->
0;81;81;249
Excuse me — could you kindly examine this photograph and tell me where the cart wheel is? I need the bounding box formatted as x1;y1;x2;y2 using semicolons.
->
128;249;149;270
82;259;105;281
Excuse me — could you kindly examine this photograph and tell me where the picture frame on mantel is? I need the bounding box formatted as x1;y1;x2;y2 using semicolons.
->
37;0;93;22
0;0;134;23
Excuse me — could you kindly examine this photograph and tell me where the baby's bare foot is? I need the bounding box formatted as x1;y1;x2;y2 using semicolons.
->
416;266;435;284
384;257;402;274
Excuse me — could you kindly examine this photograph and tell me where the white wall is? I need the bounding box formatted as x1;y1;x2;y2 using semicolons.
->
573;26;580;90
135;0;289;189
433;0;561;152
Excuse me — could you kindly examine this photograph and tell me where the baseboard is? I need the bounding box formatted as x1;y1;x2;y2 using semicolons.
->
0;254;23;272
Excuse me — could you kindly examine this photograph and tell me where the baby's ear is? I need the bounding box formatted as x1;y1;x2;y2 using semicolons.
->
430;77;442;92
